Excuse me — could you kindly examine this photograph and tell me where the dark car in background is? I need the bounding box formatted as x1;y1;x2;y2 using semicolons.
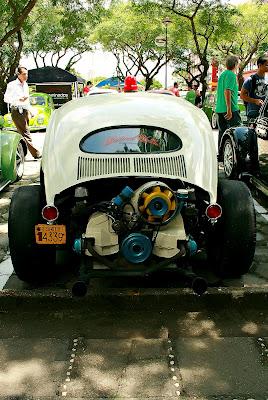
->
220;95;268;184
202;92;247;129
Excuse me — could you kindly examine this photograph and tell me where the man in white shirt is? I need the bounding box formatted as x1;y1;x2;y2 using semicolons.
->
4;66;41;159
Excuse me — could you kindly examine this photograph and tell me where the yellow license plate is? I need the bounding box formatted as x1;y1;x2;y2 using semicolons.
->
35;224;66;245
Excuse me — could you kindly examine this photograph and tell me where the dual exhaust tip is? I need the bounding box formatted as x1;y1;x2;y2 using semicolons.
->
71;275;208;297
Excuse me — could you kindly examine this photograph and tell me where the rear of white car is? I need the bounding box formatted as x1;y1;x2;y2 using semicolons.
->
8;92;256;295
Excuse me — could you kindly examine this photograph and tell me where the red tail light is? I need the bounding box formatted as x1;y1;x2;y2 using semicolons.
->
42;205;59;222
205;204;222;220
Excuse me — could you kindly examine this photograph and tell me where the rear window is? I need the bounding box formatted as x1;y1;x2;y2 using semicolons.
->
80;126;182;154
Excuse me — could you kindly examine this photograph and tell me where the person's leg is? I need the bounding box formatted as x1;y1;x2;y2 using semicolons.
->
229;110;242;128
217;112;228;149
11;109;41;158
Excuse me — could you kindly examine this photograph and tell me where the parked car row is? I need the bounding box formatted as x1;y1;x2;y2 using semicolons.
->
0;128;27;191
0;92;54;192
3;92;54;131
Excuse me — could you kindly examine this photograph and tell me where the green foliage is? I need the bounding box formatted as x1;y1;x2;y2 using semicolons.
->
140;78;162;89
23;0;104;69
91;1;182;88
214;2;268;83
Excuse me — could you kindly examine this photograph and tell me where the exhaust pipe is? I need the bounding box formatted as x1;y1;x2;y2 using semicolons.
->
72;280;89;297
176;268;208;295
191;276;208;296
72;256;91;297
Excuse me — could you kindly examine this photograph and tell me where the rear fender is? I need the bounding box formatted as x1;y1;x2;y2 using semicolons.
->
1;130;26;181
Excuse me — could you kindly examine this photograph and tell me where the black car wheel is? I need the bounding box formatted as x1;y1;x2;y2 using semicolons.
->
8;185;56;283
207;179;256;278
211;112;218;129
223;138;238;179
15;141;25;181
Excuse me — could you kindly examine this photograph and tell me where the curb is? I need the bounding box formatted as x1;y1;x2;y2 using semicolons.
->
1;287;268;312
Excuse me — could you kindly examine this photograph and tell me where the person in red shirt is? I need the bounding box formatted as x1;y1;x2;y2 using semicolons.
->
169;82;180;97
83;81;93;95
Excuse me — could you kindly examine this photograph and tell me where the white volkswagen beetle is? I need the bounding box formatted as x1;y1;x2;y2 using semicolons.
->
8;92;256;295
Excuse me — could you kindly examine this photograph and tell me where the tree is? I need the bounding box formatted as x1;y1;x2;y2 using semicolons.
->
0;0;37;113
23;0;105;71
215;3;268;88
91;1;182;90
136;0;236;98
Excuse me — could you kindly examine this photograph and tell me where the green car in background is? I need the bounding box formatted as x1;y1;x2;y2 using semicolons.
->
4;92;54;131
0;126;27;191
202;92;247;129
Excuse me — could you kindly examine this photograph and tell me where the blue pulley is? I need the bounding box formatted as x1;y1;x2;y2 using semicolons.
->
148;196;168;217
121;233;152;264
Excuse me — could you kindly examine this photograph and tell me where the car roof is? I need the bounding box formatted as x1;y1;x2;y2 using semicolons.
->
31;92;51;98
55;91;201;123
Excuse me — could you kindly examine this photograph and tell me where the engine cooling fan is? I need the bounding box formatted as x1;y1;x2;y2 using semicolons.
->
137;183;178;224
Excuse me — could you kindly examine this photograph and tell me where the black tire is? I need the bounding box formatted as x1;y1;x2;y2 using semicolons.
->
207;179;256;278
223;138;238;179
8;185;56;283
15;141;25;181
211;112;218;129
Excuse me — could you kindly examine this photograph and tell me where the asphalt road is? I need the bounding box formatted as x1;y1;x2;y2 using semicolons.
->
0;130;268;399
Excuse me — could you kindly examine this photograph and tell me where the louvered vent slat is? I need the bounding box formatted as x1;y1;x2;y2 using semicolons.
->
77;155;186;179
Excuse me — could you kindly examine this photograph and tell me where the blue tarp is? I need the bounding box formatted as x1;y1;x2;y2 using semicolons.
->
95;77;124;87
96;76;142;88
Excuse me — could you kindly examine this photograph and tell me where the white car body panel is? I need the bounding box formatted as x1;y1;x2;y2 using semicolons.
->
42;92;217;205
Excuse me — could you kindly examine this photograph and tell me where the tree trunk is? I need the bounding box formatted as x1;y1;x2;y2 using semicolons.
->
145;76;153;91
237;68;245;90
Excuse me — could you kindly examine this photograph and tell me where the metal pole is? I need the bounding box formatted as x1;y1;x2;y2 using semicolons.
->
165;24;168;90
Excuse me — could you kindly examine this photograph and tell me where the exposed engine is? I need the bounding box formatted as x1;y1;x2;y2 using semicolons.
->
74;181;198;264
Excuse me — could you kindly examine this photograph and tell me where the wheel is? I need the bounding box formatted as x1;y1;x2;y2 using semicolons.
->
211;112;218;129
8;185;56;283
15;141;25;181
223;138;238;179
207;179;256;278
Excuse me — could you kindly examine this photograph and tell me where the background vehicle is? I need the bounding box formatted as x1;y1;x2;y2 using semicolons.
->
4;92;54;131
8;93;256;295
221;96;268;181
0;128;27;191
202;92;247;129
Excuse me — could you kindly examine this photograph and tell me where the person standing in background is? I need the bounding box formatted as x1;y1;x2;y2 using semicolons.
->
4;66;41;159
240;55;268;123
83;81;93;95
215;55;241;147
185;84;196;104
169;82;180;97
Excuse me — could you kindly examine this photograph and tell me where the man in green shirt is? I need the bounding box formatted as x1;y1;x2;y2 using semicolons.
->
215;55;241;147
185;84;196;104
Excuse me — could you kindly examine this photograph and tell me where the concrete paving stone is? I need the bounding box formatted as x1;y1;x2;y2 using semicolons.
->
69;339;176;399
130;338;167;361
175;337;268;397
118;359;175;398
69;339;132;398
0;338;69;398
167;308;267;339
